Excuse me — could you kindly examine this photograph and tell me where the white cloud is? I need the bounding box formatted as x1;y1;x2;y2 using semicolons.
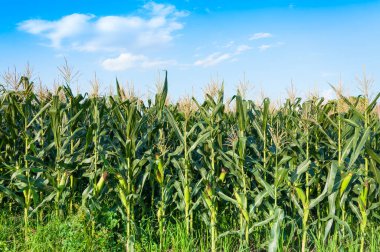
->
258;44;272;51
18;2;188;52
102;53;176;71
19;14;94;48
236;44;251;53
258;42;284;51
194;44;251;67
144;1;189;17
249;32;272;40
194;53;231;67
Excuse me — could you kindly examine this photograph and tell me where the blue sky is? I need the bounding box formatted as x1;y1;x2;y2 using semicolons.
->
0;0;379;101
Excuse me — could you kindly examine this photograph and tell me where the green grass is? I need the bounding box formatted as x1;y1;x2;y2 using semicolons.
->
0;210;119;252
1;209;380;251
0;210;240;252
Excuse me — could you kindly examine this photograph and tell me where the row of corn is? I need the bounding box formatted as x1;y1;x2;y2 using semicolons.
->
0;73;380;251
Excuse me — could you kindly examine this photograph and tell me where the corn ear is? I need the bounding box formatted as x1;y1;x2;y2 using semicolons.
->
340;172;353;196
295;187;307;207
96;171;108;193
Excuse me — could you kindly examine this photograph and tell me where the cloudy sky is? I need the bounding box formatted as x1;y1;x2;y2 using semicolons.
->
0;0;379;100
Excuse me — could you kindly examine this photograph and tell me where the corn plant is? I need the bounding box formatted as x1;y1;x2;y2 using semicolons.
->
195;86;225;252
0;71;379;251
108;82;150;251
165;94;210;235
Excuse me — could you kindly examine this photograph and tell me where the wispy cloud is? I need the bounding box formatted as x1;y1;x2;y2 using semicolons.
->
18;2;188;52
236;44;251;53
102;53;176;71
194;44;251;67
249;32;272;40
258;42;284;51
258;44;272;51
194;53;231;67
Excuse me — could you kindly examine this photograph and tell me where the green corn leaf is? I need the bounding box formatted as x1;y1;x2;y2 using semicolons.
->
309;162;338;209
268;208;284;252
217;191;239;208
164;108;185;146
291;159;310;183
26;100;52;128
348;127;370;168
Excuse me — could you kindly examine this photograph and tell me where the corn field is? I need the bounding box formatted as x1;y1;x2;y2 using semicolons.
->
1;72;380;251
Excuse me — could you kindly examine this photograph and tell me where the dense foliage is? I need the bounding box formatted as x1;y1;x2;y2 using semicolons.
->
0;73;380;251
